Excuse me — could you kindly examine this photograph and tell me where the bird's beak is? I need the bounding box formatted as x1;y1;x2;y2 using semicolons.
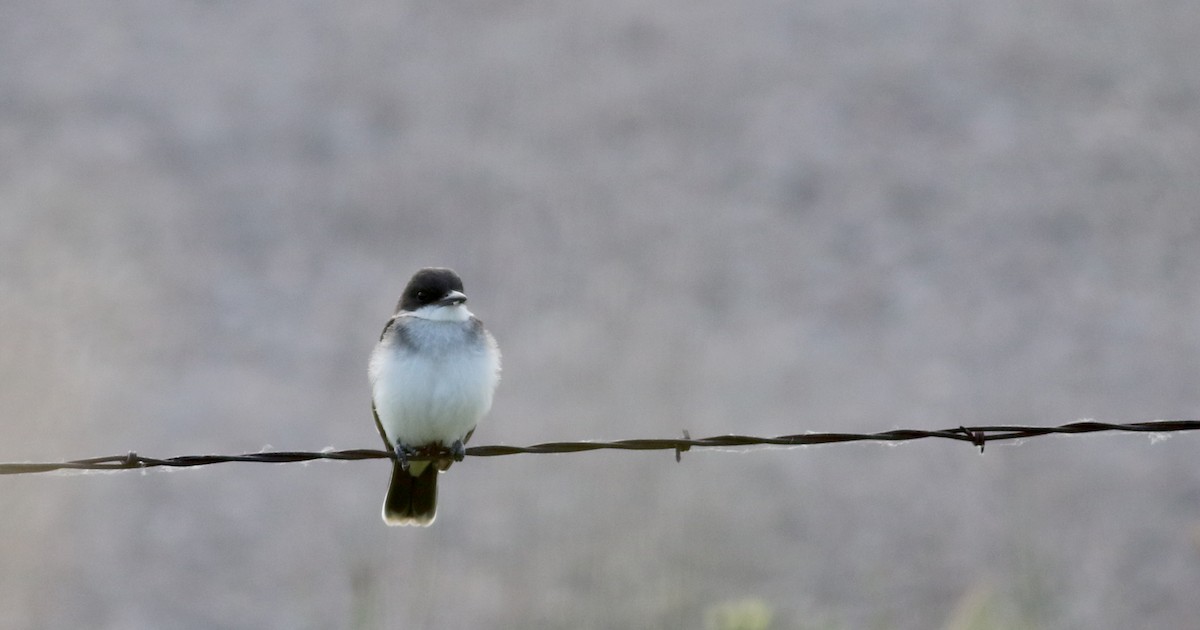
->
438;290;467;306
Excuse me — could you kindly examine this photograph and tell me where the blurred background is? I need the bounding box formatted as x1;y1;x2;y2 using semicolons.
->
2;0;1199;628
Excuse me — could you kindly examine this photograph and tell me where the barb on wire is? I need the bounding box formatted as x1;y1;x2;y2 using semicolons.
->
0;419;1197;476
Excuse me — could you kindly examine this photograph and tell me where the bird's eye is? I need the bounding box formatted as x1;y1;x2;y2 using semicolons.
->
414;290;428;301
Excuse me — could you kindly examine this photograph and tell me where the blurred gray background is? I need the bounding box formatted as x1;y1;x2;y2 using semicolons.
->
2;0;1199;628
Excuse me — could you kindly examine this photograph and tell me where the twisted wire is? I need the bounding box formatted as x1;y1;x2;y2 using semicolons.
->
1;419;1196;475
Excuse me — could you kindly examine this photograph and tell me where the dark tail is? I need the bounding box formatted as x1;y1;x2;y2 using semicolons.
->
382;462;438;526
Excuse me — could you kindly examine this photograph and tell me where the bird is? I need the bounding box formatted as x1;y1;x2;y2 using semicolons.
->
368;267;501;526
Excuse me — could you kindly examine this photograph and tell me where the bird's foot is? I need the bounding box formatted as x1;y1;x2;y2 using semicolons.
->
394;443;420;471
449;439;467;462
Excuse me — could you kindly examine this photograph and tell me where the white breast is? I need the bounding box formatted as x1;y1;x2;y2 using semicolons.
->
369;318;500;448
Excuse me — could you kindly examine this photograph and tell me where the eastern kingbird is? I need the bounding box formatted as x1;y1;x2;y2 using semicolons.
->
368;268;501;526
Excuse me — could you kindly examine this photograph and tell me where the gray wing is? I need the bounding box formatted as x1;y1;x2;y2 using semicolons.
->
373;316;399;450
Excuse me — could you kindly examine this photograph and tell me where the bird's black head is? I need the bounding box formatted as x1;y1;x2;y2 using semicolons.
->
398;267;467;313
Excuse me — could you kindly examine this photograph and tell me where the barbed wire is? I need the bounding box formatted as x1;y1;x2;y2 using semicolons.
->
1;419;1196;476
